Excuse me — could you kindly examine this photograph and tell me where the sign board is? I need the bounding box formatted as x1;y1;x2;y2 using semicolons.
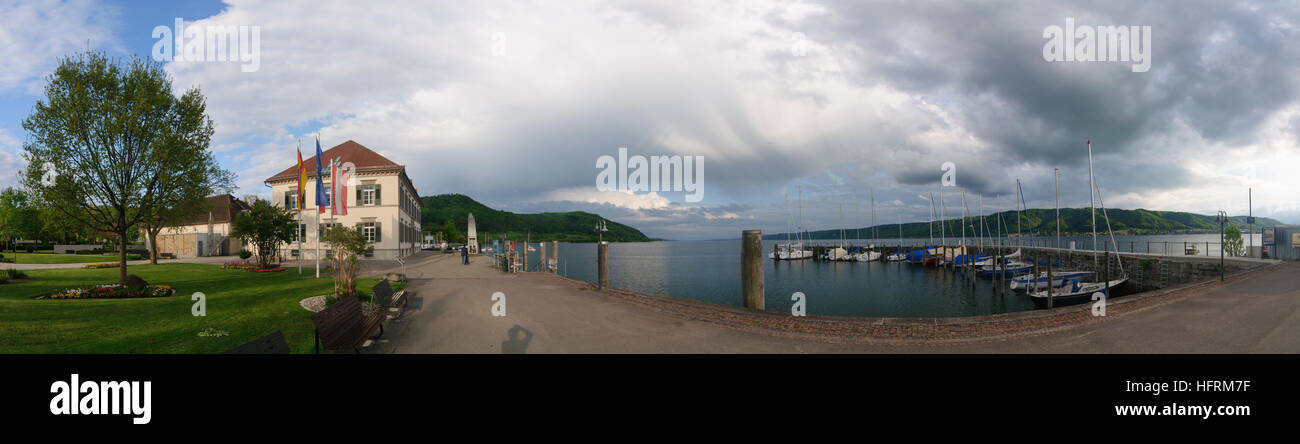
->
1262;227;1275;245
1293;233;1300;249
1246;216;1256;225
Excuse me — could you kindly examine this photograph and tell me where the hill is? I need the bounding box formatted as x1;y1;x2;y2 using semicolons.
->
767;208;1287;240
421;194;651;243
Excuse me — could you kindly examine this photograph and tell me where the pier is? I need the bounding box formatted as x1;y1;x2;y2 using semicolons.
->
363;248;1300;353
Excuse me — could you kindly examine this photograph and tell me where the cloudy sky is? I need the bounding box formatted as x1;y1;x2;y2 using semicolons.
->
1;0;1297;239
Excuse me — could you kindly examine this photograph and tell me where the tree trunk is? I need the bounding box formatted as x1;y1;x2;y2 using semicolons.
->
117;232;128;285
147;227;160;265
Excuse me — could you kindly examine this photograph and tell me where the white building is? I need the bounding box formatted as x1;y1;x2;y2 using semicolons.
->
150;194;252;258
264;140;422;260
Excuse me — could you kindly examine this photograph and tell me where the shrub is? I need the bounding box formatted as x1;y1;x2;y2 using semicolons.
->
5;269;27;279
24;245;35;253
238;249;252;260
123;274;148;290
126;253;142;260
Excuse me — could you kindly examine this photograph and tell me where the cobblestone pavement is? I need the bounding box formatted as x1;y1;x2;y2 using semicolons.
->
363;255;1300;353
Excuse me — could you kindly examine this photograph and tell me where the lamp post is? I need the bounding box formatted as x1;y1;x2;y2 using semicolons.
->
1218;210;1227;282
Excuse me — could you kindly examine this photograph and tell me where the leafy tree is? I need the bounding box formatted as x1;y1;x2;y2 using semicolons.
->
321;225;373;301
1224;224;1244;257
230;198;296;269
20;51;228;284
0;187;41;252
442;219;463;244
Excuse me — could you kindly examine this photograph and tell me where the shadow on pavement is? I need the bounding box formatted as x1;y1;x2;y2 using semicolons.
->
501;325;533;354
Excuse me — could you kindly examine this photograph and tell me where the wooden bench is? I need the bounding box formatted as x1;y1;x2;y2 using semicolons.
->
371;279;407;319
310;295;384;354
159;252;176;259
223;330;290;354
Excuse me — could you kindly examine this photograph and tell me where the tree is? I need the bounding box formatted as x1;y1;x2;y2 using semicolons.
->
442;219;463;244
321;224;373;301
20;50;228;284
0;187;41;252
1224;224;1244;257
140;88;234;264
229;198;296;269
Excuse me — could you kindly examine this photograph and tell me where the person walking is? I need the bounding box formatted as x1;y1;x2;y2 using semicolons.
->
461;245;469;265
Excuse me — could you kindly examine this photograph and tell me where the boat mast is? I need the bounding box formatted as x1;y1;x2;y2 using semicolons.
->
1016;178;1023;252
871;189;877;244
1054;168;1060;250
929;192;935;246
1088;139;1098;269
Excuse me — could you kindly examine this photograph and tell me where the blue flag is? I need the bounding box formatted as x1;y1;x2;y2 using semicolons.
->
314;137;330;208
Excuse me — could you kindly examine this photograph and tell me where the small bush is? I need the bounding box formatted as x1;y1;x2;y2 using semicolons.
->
123;274;148;291
5;269;27;279
238;249;252;260
24;245;36;253
126;253;142;260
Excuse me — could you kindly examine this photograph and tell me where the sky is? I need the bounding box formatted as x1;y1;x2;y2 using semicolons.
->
1;0;1297;240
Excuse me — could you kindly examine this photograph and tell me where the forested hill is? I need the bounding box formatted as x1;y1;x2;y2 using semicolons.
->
420;194;651;242
766;208;1287;240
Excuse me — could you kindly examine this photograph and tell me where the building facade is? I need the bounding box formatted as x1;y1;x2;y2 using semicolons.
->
150;194;251;258
264;140;422;260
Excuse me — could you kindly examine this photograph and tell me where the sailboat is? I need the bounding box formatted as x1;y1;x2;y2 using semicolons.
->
771;192;812;260
855;190;881;261
887;214;906;261
1030;140;1128;307
1014;167;1088;291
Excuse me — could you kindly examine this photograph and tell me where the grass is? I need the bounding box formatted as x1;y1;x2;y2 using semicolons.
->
0;263;390;353
1;251;125;264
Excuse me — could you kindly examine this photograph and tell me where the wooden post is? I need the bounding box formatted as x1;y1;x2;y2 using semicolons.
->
551;240;559;273
1047;255;1053;308
539;242;546;273
742;230;765;310
1102;251;1111;297
773;242;779;261
597;241;609;289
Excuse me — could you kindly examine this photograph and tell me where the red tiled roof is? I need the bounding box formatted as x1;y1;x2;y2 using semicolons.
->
266;140;402;181
264;140;421;202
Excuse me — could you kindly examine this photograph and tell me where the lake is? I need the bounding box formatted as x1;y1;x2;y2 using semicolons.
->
514;233;1260;318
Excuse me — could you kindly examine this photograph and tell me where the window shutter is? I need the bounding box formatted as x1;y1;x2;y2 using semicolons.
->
375;222;382;242
357;187;363;205
375;184;382;205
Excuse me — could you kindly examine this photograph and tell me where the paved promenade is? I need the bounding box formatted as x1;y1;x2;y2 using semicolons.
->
368;253;1300;353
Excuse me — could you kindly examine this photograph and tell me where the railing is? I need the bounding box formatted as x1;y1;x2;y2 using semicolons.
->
791;239;1241;257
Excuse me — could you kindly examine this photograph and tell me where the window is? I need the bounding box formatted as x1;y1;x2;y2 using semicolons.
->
285;189;299;209
324;184;332;205
362;222;376;242
361;185;376;206
294;224;306;242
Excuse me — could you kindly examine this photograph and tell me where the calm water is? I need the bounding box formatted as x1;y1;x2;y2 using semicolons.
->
515;233;1259;318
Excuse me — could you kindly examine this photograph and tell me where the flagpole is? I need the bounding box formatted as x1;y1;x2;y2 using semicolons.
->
315;133;321;279
297;139;303;276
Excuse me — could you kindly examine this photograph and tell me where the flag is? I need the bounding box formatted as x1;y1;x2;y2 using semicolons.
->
335;160;349;216
330;158;339;215
314;136;329;211
296;142;306;211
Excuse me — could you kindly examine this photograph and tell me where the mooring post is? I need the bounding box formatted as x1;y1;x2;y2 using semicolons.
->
1102;250;1111;297
597;241;609;289
742;230;765;310
551;240;559;273
773;242;779;261
1047;255;1054;309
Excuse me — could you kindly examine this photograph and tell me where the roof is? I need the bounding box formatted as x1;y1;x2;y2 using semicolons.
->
178;194;251;226
264;139;421;200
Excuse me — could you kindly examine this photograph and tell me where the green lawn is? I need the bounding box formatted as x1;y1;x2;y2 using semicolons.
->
0;251;124;264
0;263;394;353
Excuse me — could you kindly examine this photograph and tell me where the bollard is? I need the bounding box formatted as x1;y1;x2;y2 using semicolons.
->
597;241;609;289
551;240;559;273
539;242;546;273
742;230;765;310
773;242;780;261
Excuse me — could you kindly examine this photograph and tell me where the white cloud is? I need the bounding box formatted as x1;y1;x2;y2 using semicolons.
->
544;187;671;211
0;0;119;92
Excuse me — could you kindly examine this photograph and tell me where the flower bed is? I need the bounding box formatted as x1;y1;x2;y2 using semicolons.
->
221;261;285;272
43;284;174;299
83;262;120;269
